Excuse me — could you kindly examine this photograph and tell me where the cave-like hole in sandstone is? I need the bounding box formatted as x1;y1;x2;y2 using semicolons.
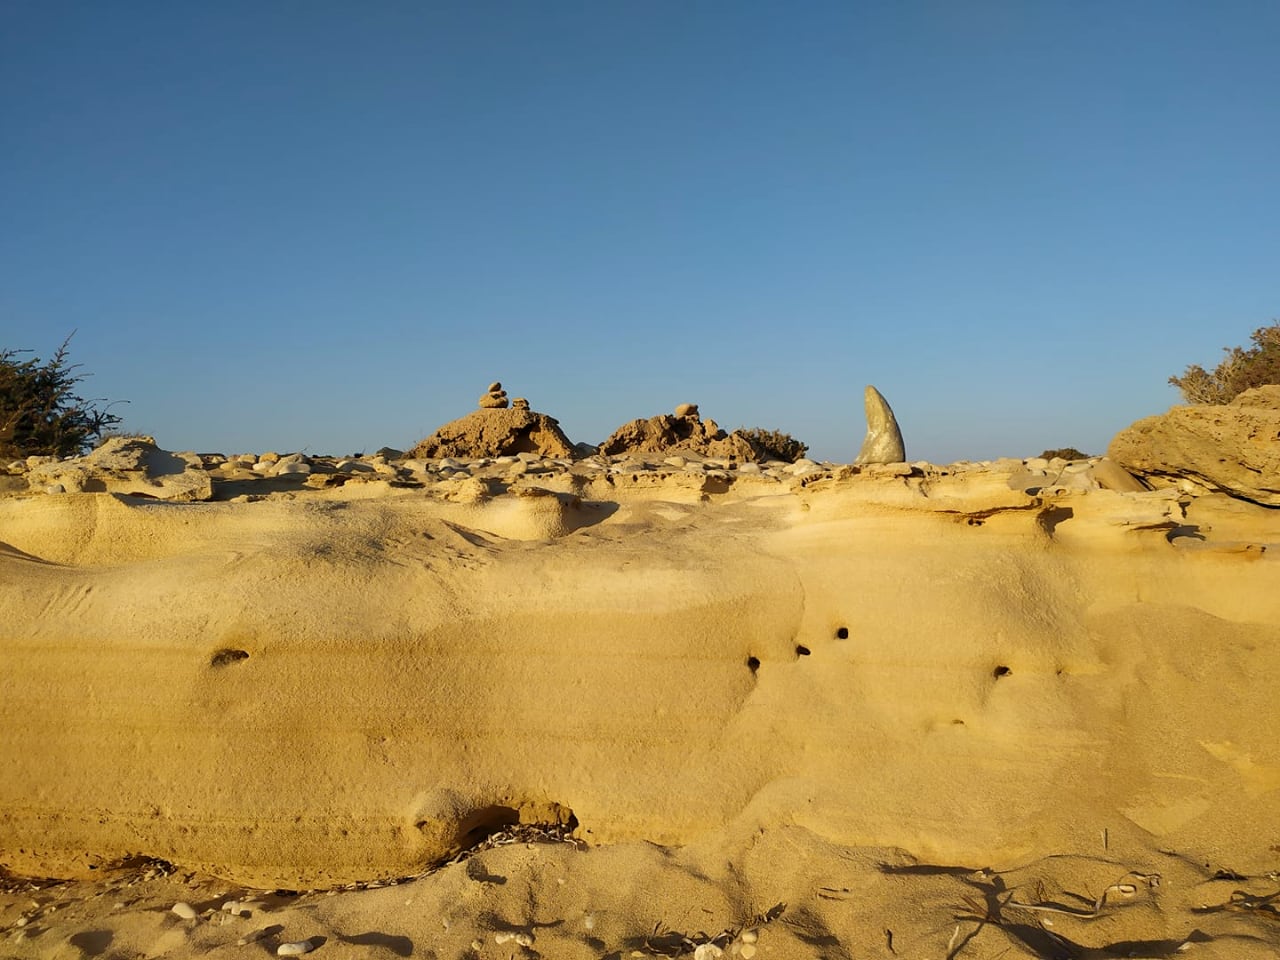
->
993;665;1012;678
835;626;849;640
747;656;761;673
795;645;811;657
210;649;250;668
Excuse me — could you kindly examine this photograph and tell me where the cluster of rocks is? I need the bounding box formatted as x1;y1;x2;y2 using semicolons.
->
598;402;757;461
6;382;1273;508
410;382;574;460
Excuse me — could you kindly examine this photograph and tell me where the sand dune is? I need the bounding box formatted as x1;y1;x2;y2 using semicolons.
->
2;455;1278;958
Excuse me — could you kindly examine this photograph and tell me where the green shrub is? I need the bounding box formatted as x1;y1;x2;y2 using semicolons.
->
1169;322;1280;404
735;427;809;463
0;334;124;459
1039;447;1089;461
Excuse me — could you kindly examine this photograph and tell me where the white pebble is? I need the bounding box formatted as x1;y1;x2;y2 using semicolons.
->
515;933;535;947
277;939;317;956
171;901;197;919
494;932;514;944
739;930;758;944
693;945;723;960
221;900;247;915
739;944;757;959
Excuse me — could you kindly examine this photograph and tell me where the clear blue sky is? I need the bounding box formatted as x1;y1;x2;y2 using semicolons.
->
3;2;1277;462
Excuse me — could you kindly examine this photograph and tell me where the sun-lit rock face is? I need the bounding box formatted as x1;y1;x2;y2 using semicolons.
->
2;455;1277;891
1109;384;1280;505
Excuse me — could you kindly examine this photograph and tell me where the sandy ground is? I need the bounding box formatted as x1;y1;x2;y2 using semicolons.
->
2;456;1278;959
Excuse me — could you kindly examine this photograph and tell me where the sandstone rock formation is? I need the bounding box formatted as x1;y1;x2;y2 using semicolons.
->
411;386;574;459
24;436;213;501
1108;384;1280;505
478;381;509;409
599;407;755;460
854;385;905;464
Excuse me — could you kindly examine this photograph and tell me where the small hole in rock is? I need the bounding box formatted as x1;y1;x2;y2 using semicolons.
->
835;627;849;640
795;645;811;657
747;656;760;673
210;649;250;668
993;665;1011;678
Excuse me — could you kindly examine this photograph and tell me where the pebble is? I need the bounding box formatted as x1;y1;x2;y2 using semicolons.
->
277;939;317;956
663;456;687;468
739;930;758;943
44;483;66;494
171;901;197;919
276;462;312;475
693;944;723;960
736;463;762;475
515;933;535;947
221;900;250;916
739;944;757;958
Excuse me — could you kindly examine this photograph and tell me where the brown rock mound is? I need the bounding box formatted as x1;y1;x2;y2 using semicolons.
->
410;407;575;460
1108;384;1280;505
599;406;755;460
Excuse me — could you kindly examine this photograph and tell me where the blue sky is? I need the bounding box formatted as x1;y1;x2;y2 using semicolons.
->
3;2;1277;462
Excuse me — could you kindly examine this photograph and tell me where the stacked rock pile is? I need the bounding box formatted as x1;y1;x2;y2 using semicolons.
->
478;382;508;409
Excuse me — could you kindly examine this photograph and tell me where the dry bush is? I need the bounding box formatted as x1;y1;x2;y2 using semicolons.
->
1039;447;1089;461
734;427;809;463
1169;322;1280;404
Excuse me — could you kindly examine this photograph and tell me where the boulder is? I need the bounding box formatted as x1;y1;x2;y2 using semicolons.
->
599;412;755;461
854;385;906;465
1108;385;1280;506
409;408;575;460
25;436;213;501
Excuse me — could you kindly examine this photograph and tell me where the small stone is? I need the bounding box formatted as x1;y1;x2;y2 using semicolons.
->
494;932;514;944
511;397;530;411
739;930;758;944
276;462;312;475
277;939;317;956
739;944;757;959
44;483;66;494
737;462;761;474
514;933;535;947
488;381;502;393
470;941;483;952
693;945;723;960
171;902;197;919
259;452;281;464
675;402;699;419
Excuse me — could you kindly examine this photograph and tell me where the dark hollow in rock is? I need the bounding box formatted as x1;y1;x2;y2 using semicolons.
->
210;649;250;668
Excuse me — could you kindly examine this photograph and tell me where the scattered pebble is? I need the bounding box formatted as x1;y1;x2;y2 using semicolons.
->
277;938;318;956
170;901;197;920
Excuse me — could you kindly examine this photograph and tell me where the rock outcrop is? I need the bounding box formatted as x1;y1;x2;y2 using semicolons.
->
411;385;574;459
854;385;905;464
24;436;213;501
1108;385;1280;505
599;405;755;460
